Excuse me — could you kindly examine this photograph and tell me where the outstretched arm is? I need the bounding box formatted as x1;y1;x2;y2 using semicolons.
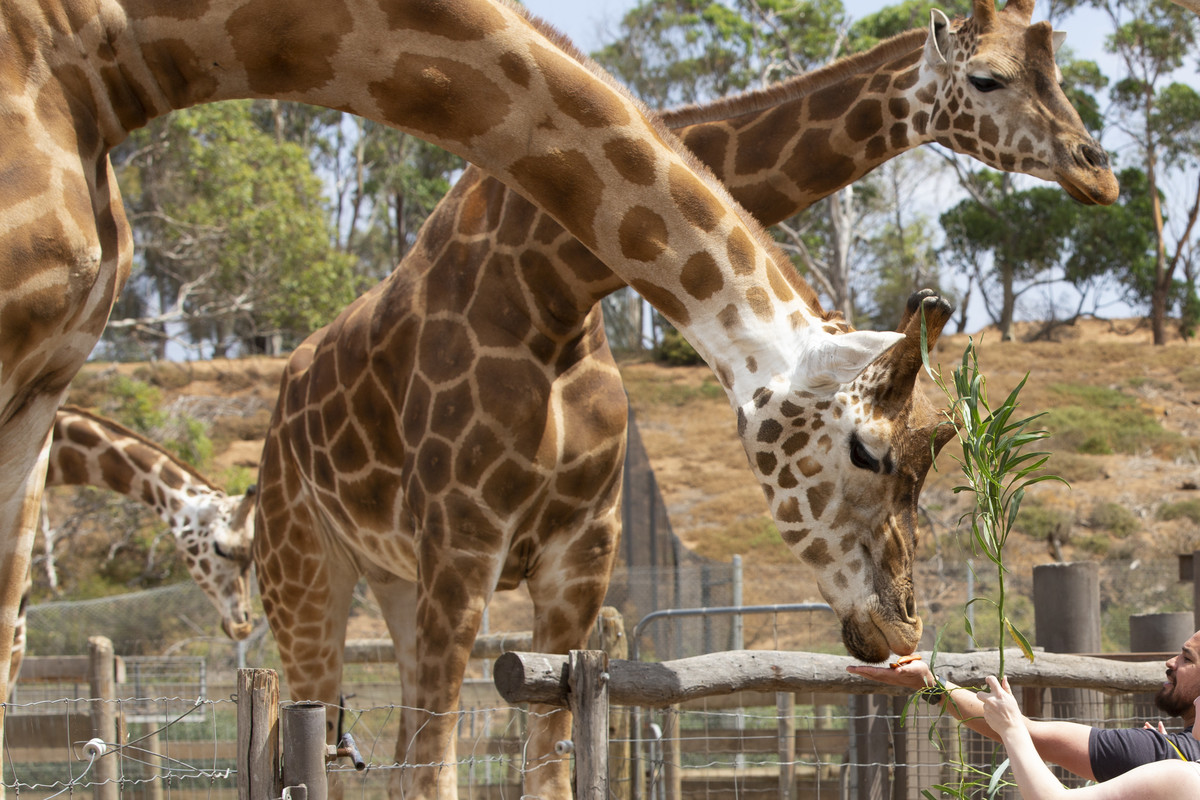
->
980;676;1200;800
846;661;1096;779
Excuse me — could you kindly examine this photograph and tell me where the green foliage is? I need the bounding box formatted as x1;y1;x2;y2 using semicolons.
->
1089;502;1139;538
219;466;258;496
1041;384;1179;456
167;417;214;471
107;375;167;434
1157;499;1200;525
652;328;706;366
1012;504;1073;541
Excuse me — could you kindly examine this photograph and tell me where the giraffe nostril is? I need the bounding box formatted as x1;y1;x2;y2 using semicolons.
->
905;595;915;620
1079;142;1109;170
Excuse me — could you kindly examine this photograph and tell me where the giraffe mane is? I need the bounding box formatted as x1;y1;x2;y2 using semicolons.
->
660;29;930;130
58;404;222;492
504;0;831;319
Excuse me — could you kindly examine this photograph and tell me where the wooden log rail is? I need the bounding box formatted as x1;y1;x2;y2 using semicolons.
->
494;648;1167;708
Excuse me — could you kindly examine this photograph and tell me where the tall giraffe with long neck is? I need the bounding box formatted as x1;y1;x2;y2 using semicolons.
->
9;406;256;687
0;0;1032;762
253;0;1117;796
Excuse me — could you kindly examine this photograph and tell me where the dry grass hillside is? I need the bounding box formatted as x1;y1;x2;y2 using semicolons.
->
51;318;1200;651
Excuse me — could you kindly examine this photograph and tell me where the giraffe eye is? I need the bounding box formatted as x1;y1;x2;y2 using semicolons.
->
969;75;1004;93
849;434;882;473
214;542;231;560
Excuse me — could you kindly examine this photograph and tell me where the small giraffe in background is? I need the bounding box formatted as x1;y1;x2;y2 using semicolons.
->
252;1;1117;796
9;406;256;687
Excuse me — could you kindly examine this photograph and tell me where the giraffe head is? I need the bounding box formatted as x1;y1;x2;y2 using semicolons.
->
173;485;257;641
922;0;1118;205
739;291;955;663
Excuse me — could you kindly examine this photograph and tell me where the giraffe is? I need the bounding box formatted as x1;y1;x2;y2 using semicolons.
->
8;406;256;688
252;0;1118;796
0;0;1040;764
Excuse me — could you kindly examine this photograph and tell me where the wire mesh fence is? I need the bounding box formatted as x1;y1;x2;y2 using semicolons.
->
6;556;1192;799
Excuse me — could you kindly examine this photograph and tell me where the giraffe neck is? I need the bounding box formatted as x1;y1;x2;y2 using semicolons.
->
45;407;223;528
36;0;818;402
666;28;935;223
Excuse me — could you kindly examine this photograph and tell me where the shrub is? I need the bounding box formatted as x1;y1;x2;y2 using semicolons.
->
1089;502;1139;538
652;329;705;366
1158;499;1200;525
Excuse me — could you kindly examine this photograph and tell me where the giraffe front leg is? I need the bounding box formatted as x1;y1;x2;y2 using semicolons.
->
523;517;621;799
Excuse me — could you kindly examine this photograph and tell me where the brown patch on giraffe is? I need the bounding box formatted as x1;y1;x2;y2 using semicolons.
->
761;483;775;503
669;163;723;232
745;356;758;373
372;54;512;146
745;287;773;321
888;97;910;119
679;124;731;178
558;239;612;284
730;182;797;228
496;197;540;247
953;113;977;132
532;42;631;129
475;357;551;459
797;457;822;478
603;135;658;186
428;380;474;444
680;252;724;301
781;527;811;547
629;279;691;327
807;481;834;519
845;98;884;143
776;497;803;524
782;129;856;198
912;110;930;134
954;134;979;154
732;104;792;176
809;76;869;121
416;438;454;496
889;123;910;150
755;451;778;477
227;0;353;95
779;400;803;418
50;447;87;486
801;538;834;568
497;51;531;89
766;262;796;304
756;419;783;444
510;150;602;252
418;319;476;384
618;206;669;262
97;449;135;495
777;466;798;489
782;431;810;456
727;228;756;276
866;136;887;160
380;0;504;39
717;304;741;333
482;458;539;516
400;376;433;450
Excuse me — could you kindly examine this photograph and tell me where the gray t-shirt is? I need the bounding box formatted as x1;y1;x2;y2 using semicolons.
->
1090;726;1200;781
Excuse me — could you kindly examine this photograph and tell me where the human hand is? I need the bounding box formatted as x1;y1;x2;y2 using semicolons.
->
1144;720;1167;734
979;675;1022;736
846;656;935;690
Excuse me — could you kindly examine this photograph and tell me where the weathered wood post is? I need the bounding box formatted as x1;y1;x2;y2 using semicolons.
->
569;651;610;799
237;668;280;800
588;607;631;800
282;702;328;800
88;636;118;800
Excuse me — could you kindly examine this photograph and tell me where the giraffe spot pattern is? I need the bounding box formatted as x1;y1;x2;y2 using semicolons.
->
679;124;731;179
808;76;868;122
755;451;778;477
797;457;822;478
379;0;505;40
680;252;724;301
801;538;833;567
418;319;476;384
783;129;857;199
845;98;883;143
668;163;723;232
474;357;550;460
781;527;811;547
766;262;796;304
618;206;668;262
727;228;756;276
532;41;631;129
370;55;511;147
482;458;538;516
509;150;603;252
745;286;773;322
629;278;690;328
756;419;783;444
807;481;834;519
227;0;353;95
717;303;741;333
781;431;809;456
776;497;803;524
603;136;658;186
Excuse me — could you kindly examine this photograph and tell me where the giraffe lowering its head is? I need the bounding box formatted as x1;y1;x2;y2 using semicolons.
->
252;1;1114;795
7;407;256;691
45;408;257;640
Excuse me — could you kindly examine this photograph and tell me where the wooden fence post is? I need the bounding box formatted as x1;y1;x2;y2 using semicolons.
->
777;692;795;800
570;651;609;800
88;636;118;800
238;668;280;800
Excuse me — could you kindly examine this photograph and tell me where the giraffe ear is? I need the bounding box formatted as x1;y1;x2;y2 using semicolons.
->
1052;30;1066;52
797;330;906;393
926;9;952;68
